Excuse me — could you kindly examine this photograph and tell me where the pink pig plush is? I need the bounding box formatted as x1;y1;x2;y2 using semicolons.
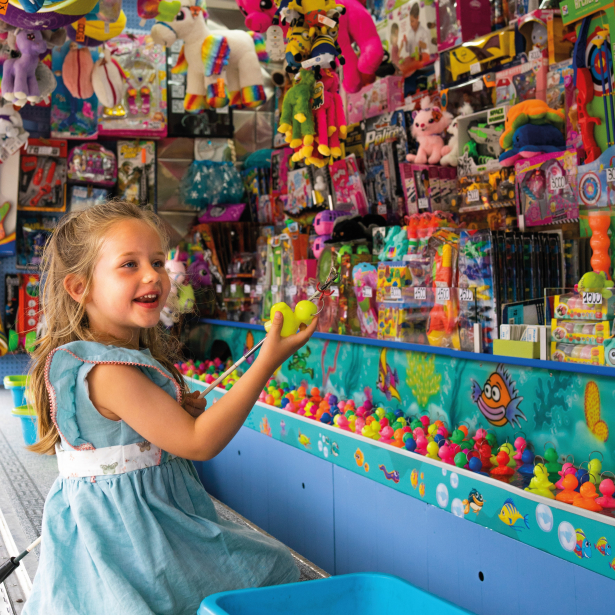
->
406;97;453;165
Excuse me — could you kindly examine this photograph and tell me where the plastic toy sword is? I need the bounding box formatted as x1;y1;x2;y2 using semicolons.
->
198;266;339;398
573;17;602;163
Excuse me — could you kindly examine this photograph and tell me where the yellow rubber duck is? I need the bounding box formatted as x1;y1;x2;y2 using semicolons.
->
525;463;555;499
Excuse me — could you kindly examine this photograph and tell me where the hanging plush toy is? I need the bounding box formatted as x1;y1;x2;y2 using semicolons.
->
161;249;196;327
91;47;127;108
284;20;311;73
150;0;266;113
62;43;95;99
310;68;346;162
278;68;316;161
2;30;47;104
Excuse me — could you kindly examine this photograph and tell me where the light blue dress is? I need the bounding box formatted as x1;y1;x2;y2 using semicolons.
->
23;341;298;615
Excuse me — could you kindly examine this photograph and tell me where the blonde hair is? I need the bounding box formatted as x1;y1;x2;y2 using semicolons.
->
28;200;188;455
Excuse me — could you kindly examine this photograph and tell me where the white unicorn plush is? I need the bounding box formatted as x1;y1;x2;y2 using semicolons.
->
150;0;266;113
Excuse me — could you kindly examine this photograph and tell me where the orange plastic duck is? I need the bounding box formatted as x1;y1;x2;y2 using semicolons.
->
573;482;603;512
556;474;578;504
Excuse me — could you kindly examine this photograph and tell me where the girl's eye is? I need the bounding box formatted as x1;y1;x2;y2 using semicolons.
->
122;261;137;268
153;260;164;268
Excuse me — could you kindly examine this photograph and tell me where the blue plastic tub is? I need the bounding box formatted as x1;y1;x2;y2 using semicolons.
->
4;375;29;408
197;573;473;615
11;405;37;446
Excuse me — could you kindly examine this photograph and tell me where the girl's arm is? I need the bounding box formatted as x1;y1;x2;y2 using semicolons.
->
87;313;318;461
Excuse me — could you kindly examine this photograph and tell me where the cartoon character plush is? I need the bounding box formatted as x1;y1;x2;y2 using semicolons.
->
309;30;345;79
406;97;452;165
286;0;345;37
2;30;47;104
576;271;614;299
440;102;473;167
285;21;311;73
150;0;265;113
310;69;346;162
234;0;382;93
278;68;316;160
161;249;196;327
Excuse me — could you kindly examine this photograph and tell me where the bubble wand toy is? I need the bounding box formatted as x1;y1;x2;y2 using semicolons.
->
199;266;339;398
0;535;41;583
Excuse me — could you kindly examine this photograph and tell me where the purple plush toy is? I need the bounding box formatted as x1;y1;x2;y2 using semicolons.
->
2;30;47;104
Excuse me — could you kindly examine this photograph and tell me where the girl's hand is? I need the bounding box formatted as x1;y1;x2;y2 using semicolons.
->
256;311;318;373
183;390;207;417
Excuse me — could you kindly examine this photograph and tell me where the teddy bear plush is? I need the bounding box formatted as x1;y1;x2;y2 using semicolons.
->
406;97;452;165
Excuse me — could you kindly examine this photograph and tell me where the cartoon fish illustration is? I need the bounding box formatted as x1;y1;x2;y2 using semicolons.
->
419;483;425;497
298;431;310;448
354;448;365;467
462;489;484;515
280;420;286;436
244;331;255;365
410;469;418;489
596;537;611;556
379;464;400;483
471;364;526;429
498;498;529;530
610;557;615;572
377;348;401;403
574;529;592;559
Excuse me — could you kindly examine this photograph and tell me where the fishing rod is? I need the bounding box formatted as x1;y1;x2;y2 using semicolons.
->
0;535;41;584
198;265;339;399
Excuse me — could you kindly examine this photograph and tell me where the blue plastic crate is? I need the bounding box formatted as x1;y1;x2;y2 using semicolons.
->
197;573;473;615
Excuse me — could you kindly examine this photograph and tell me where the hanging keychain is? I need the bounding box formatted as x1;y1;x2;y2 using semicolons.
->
198;266;338;399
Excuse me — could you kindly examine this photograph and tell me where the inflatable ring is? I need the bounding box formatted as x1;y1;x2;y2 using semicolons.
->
66;10;126;46
0;0;97;29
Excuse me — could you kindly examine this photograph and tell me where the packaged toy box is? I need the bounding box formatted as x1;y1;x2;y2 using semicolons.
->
117;141;156;207
346;76;404;124
515;149;579;227
554;293;615;321
436;0;491;52
551;319;612;345
494;56;548;106
551;342;605;365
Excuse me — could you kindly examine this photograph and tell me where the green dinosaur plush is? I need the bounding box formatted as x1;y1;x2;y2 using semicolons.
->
577;271;614;299
278;69;316;152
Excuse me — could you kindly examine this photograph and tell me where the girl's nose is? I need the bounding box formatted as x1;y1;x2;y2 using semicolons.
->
142;266;161;283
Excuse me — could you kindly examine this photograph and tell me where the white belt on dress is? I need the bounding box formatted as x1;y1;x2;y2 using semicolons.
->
55;440;170;479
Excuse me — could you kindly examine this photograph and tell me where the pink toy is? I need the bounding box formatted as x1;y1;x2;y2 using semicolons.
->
555;462;576;489
379;426;394;442
596;478;615;508
309;69;346;162
415;434;427;455
513;436;527;462
314;209;347;235
1;30;47;104
235;0;383;93
355;417;365;432
406;97;452;165
419;415;430;429
439;443;455;464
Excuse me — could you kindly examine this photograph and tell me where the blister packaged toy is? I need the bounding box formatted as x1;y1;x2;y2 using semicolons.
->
515;149;579;227
330;155;369;215
353;262;378;338
495;57;548;107
551;319;611;345
546;58;573;115
346;76;404;124
517;10;573;66
286;168;314;214
576;145;615;210
554;293;615;321
51;42;99;140
67;143;117;186
69;186;110;212
98;34;167;138
440;76;496;114
19;139;68;212
0;104;29;165
16;214;59;270
551;342;604;365
117;141;156;207
436;0;491;52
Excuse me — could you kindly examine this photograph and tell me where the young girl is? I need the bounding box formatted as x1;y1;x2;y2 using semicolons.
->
24;200;317;615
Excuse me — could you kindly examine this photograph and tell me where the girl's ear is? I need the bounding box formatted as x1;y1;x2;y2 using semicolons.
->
63;274;88;304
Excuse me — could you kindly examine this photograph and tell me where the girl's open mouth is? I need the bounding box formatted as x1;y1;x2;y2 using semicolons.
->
133;293;160;309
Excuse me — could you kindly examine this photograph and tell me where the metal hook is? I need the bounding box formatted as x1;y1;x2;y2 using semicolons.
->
564;454;575;465
513;431;527;440
589;450;604;463
601;471;615;481
544;440;556;452
534;455;546;467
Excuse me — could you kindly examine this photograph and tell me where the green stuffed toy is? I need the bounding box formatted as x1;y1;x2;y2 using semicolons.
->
576;271;614;299
277;69;316;159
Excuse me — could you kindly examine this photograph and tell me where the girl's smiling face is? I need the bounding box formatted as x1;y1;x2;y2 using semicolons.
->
84;219;171;344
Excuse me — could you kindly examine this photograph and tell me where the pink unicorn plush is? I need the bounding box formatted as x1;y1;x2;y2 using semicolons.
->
406;97;453;165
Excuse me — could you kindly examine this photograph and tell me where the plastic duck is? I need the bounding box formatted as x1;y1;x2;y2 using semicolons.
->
596;478;615;508
518;449;536;476
525;463;555;499
491;451;515;477
426;441;440;460
485;433;497;448
556;474;579;504
419;415;430;430
555;463;576;489
513;436;527;463
450;429;465;448
378;425;394;442
473;428;487;449
479;443;493;470
490;443;516;468
454;452;468;469
404;437;417;453
544;447;562;474
468;456;487;475
415;434;428;455
573;482;603;512
588;458;603;486
575;467;590;492
438;443;455;465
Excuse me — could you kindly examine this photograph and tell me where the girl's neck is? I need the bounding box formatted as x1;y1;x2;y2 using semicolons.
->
89;326;142;350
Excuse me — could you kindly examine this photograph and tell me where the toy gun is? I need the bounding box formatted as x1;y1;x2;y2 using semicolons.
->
573;17;602;163
467;123;503;157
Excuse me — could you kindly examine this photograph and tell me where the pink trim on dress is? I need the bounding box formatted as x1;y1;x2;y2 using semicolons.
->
45;347;183;451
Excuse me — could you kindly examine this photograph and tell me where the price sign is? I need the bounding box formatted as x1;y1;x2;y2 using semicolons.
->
255;285;263;295
459;288;474;302
271;285;279;293
549;175;567;191
330;286;339;297
230;284;237;293
583;292;603;305
288;285;297;296
318;13;336;26
607;168;615;183
244;284;251;294
528;49;542;61
216;284;222;293
436;287;451;304
307;286;315;296
391;287;402;299
363;287;373;298
467;189;480;203
418;197;429;210
414;287;426;300
470;62;481;75
377;203;387;215
472;79;484;92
